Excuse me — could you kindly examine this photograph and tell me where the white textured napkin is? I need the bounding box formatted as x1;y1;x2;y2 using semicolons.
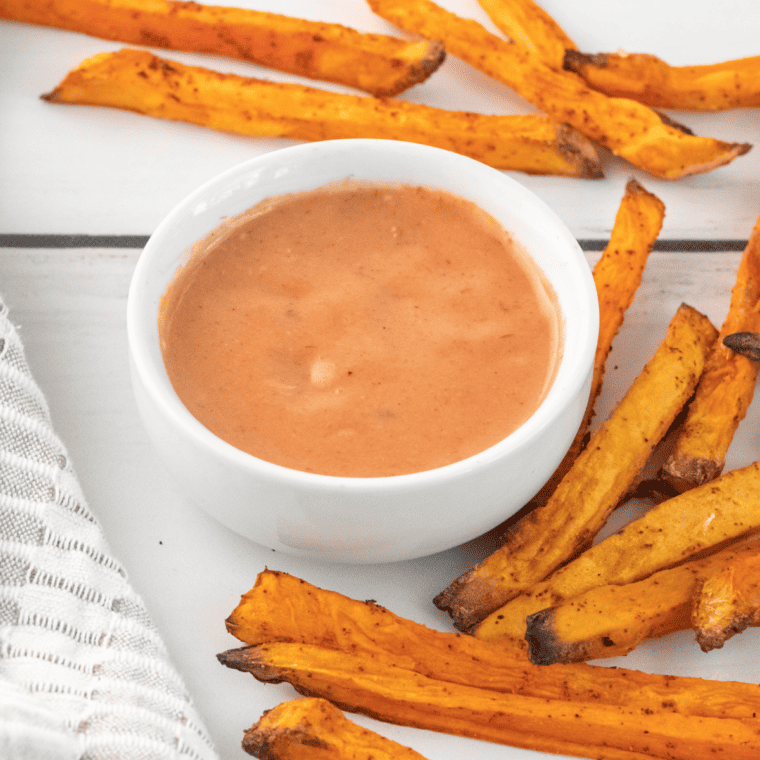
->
0;298;219;760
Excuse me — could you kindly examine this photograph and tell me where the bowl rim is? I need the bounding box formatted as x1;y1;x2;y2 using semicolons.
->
127;138;599;492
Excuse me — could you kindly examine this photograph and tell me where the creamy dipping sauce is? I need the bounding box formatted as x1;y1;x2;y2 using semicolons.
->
159;182;562;478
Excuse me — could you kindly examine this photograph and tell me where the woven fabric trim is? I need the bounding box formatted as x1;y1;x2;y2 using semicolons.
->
0;299;219;760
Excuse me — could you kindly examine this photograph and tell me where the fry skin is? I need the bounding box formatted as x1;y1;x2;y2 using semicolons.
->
435;303;717;632
661;215;760;492
564;50;760;112
477;0;576;69
518;178;664;511
525;540;760;665
0;0;445;97
693;545;760;652
219;641;760;760
41;49;603;178
367;0;752;179
474;460;760;647
226;569;760;721
242;698;428;760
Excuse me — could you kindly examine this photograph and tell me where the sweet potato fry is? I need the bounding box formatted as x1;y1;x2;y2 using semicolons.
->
367;0;752;179
242;698;428;760
474;460;760;646
219;641;760;760
41;49;603;178
435;303;717;632
0;0;444;97
661;215;760;492
589;181;665;407
564;50;760;112
519;178;664;511
693;545;760;652
477;0;576;69
226;570;760;720
525;540;760;665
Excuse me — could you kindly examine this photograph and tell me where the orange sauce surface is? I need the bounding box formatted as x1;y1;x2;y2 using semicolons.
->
159;182;562;477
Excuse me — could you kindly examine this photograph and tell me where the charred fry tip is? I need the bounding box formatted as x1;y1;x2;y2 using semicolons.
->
432;572;497;633
654;110;695;136
583;161;605;180
694;611;755;653
431;600;475;633
693;614;743;653
660;452;725;494
218;646;287;684
241;729;329;758
723;331;760;361
374;39;446;97
217;646;257;671
39;89;62;103
216;647;242;668
225;624;241;639
526;606;619;666
411;38;446;70
630;477;681;504
524;608;562;665
241;703;332;758
623;176;646;194
432;572;464;612
694;631;727;653
622;177;666;210
562;48;608;72
555;123;605;179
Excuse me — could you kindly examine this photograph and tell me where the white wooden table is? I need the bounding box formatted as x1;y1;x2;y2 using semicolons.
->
3;2;760;758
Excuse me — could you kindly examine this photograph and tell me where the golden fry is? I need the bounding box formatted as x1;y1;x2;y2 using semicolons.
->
523;178;664;510
564;50;760;111
693;544;760;652
474;460;760;646
219;641;760;760
589;181;665;415
525;540;760;664
242;698;428;760
662;215;760;492
478;0;576;68
0;0;444;97
41;49;603;178
435;303;717;632
227;570;760;721
367;0;752;179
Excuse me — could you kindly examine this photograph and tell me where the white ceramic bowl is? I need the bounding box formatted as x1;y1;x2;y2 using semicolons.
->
127;139;598;564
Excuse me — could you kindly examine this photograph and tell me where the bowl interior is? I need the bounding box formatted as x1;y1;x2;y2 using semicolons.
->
128;139;598;485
